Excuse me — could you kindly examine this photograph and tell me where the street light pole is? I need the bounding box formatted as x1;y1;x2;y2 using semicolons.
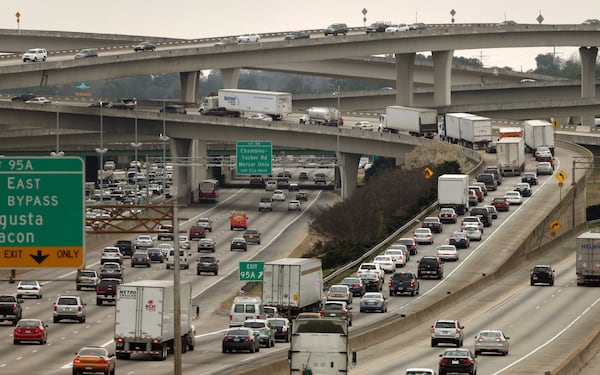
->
95;103;108;194
131;111;142;199
51;102;64;157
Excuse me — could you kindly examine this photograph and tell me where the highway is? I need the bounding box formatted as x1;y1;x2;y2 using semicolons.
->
0;141;592;375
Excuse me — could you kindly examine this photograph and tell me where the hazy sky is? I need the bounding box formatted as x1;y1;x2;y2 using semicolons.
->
2;0;600;71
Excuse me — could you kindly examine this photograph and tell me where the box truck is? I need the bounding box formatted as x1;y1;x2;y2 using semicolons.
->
496;137;525;176
576;230;600;286
262;258;323;318
289;318;356;375
459;115;492;149
523;120;555;155
114;280;195;360
199;89;292;120
437;174;470;215
380;106;438;137
301;107;342;126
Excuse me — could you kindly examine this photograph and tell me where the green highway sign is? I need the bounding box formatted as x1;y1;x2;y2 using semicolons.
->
0;157;85;268
239;261;264;281
236;141;272;175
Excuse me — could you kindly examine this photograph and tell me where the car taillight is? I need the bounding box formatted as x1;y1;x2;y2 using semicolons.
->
116;337;123;343
341;310;347;316
388;280;392;286
78;306;83;312
73;358;81;364
431;327;435;333
222;336;228;342
463;358;473;364
98;357;107;364
439;358;449;364
12;305;17;312
246;336;253;342
229;315;232;321
53;305;57;312
456;328;461;334
496;337;505;342
319;310;324;316
282;326;288;332
476;337;484;342
410;280;415;287
17;287;23;290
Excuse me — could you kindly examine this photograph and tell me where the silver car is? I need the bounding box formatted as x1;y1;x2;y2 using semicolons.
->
474;329;510;355
536;161;553;175
359;292;388;313
53;295;87;323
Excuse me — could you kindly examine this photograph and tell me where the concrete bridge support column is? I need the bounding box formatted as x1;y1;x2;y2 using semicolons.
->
395;53;416;106
579;47;598;125
220;68;242;89
171;138;192;204
336;152;360;199
189;139;208;202
180;71;199;104
432;50;454;106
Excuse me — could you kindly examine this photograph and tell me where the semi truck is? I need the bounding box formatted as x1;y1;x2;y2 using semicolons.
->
262;258;323;318
576;230;600;286
496;137;525;176
114;280;195;360
301;107;342;126
437;174;470;215
523;119;555;155
199;89;292;120
380;105;438;138
289;318;356;375
443;113;492;149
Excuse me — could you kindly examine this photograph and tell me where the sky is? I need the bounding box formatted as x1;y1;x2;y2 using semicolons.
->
2;0;600;71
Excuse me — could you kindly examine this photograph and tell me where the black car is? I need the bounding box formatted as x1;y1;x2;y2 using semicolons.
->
417;256;444;280
522;172;538;185
202;107;241;117
133;41;156;52
324;23;348;36
114;240;134;257
341;277;366;297
159;104;187;114
296;191;308;201
130;252;151;268
366;22;389;33
530;265;554;286
11;93;36;102
230;238;247;252
486;141;497;153
222;327;260;353
88;100;111;108
439;349;478;375
197;256;219;275
266;317;291;342
514;183;532;197
470;207;492;227
146;248;164;263
298;172;309;181
358;273;382;292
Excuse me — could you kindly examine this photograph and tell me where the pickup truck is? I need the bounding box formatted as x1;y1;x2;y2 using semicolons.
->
202;107;241;117
388;271;420;296
96;278;122;305
0;294;23;326
114;240;134;257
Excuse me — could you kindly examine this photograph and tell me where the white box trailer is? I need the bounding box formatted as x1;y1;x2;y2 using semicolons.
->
576;230;600;286
262;258;323;318
382;106;438;137
523;119;555;154
437;174;470;215
496;137;525;176
459;115;492;149
200;89;292;120
114;280;195;360
443;113;471;144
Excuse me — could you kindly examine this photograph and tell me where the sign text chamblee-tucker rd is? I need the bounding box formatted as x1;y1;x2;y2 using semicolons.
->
236;141;272;175
0;157;85;268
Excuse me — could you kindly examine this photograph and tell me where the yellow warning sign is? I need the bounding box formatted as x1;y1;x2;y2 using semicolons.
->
549;220;561;233
556;170;567;183
423;167;434;180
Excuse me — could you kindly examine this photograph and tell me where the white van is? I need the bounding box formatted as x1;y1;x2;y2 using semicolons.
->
166;249;190;269
229;296;265;327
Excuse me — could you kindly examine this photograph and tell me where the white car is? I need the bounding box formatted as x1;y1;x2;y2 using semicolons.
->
535;146;551;159
504;191;523;205
157;243;174;258
22;48;47;62
247;113;273;122
288;200;301;211
237;33;260;43
135;234;154;249
413;228;434;244
353;121;373;130
272;189;286;201
25;96;51;104
357;262;385;280
461;216;484;232
437;245;459;261
464;225;483;241
384;248;406;267
265;180;277;191
16;280;43;299
100;247;123;264
385;23;410;32
373;255;395;273
178;235;190;250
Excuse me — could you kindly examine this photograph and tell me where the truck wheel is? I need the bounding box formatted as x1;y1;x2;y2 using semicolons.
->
116;353;130;360
97;299;102;306
181;337;188;353
76;286;81;291
159;344;168;360
53;317;59;323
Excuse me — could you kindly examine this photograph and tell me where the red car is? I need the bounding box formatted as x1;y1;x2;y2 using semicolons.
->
13;319;48;344
491;197;509;212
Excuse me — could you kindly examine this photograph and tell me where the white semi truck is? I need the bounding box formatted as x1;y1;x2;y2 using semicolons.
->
443;113;492;149
380;105;438;138
523;119;555;155
496;137;525;176
576;230;600;286
289;318;356;375
301;107;342;126
262;258;323;318
199;89;292;120
437;174;470;215
114;280;195;360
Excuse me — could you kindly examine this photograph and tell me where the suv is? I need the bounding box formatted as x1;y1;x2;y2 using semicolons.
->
417;256;444;279
483;166;503;185
196;218;214;232
530;265;555;286
76;269;100;291
197;256;219;275
366;22;389;33
100;247;123;265
431;319;464;347
258;196;273;212
470;207;492;227
389;271;420;296
324;23;348;36
166;249;190;269
53;295;87;323
95;278;122;305
22;48;47;62
476;173;498;191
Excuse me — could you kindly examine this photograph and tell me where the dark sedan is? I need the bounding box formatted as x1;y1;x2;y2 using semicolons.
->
133;41;156;52
130;252;151;268
266;317;290;342
522;172;538;185
439;349;478;375
230;238;247;252
11;93;36;102
358;273;382;292
341;277;366;297
146;248;164;263
197;238;216;253
284;31;310;40
514;182;532;197
222;327;260;353
197;256;219;276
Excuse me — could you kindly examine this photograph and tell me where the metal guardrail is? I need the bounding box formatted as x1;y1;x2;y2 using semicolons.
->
323;147;483;284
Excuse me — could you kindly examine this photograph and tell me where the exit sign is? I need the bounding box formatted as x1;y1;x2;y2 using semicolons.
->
0;157;85;268
239;261;264;281
236;141;272;175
